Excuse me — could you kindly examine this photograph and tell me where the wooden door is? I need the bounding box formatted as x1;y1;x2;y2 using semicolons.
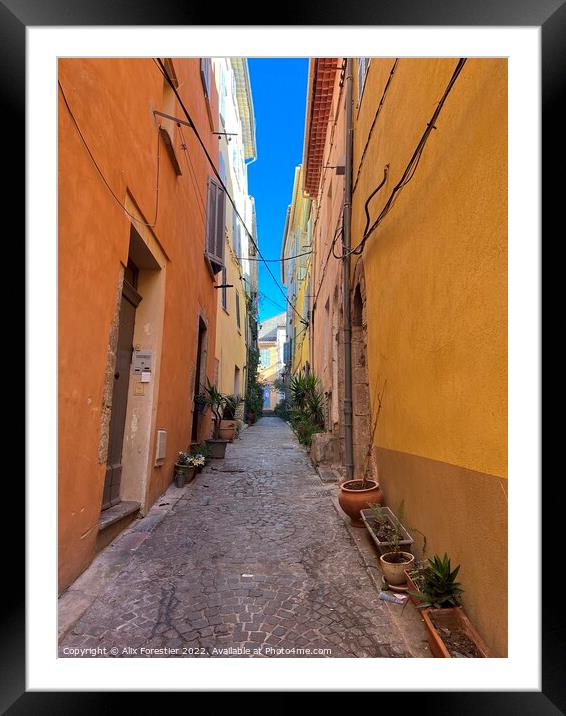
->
101;281;140;510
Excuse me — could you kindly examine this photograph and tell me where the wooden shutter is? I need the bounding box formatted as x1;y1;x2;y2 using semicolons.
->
236;292;241;329
206;177;225;273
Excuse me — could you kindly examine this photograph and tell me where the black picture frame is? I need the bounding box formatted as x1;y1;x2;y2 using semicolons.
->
9;0;555;709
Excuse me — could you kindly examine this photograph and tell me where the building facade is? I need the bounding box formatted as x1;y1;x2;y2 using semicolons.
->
58;58;224;591
281;165;313;378
289;57;508;655
258;312;286;410
302;59;347;462
212;58;258;407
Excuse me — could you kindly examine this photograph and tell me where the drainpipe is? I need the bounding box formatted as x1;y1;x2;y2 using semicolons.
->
342;58;354;481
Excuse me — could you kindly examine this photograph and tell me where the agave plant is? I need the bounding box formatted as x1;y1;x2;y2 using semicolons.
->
409;553;464;609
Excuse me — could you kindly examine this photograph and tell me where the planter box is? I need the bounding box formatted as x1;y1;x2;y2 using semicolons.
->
360;506;414;555
421;606;493;658
205;438;228;459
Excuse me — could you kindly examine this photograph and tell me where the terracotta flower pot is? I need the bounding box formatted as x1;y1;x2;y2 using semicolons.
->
380;551;415;586
218;419;237;441
338;480;383;527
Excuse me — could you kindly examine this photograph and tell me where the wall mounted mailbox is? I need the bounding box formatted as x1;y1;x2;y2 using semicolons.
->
133;350;152;374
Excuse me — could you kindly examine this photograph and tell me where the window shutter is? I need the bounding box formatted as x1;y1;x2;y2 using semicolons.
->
200;58;211;98
236;292;241;329
215;184;226;264
206;177;225;273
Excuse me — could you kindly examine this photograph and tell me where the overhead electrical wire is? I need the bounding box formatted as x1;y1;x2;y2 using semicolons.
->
340;57;467;259
153;58;308;327
352;58;399;194
237;250;312;263
58;79;161;228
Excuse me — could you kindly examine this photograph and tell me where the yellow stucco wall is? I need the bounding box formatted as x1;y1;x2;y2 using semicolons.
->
258;343;278;383
215;238;247;399
284;165;312;376
352;58;507;655
292;268;311;375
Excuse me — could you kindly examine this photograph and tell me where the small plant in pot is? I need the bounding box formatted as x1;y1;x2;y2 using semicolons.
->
218;394;238;441
204;380;229;459
406;553;491;657
378;503;414;587
407;553;463;610
173;451;195;488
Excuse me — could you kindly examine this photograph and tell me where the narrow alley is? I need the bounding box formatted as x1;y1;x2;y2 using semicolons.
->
59;417;426;658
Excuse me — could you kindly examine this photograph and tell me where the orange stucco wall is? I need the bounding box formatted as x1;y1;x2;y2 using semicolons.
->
58;58;219;592
352;58;507;655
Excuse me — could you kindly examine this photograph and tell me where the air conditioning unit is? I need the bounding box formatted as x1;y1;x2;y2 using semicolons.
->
155;430;167;465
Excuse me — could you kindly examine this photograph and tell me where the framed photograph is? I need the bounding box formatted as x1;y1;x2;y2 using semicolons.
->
11;0;554;707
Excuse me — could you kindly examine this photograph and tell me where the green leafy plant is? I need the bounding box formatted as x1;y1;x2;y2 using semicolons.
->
287;372;325;445
222;394;238;420
409;553;464;609
204;380;225;439
367;501;406;552
191;441;211;461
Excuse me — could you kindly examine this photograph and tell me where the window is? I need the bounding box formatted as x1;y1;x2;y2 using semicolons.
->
357;58;371;105
235;291;241;330
206;177;226;274
232;210;241;260
221;267;228;310
200;58;212;98
260;349;270;368
200;58;214;131
160;64;182;176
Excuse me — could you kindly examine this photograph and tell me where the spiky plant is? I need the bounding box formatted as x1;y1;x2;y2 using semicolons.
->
409;553;464;609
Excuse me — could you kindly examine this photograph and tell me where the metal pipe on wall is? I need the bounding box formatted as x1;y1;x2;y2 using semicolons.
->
342;58;354;480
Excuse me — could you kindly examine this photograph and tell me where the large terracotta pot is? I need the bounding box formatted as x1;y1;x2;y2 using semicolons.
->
338;480;383;527
218;420;237;441
380;551;414;586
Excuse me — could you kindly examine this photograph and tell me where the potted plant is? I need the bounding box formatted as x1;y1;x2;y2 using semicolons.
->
406;553;492;657
361;503;414;555
204;380;229;459
173;451;195;488
338;380;384;526
193;393;207;414
377;504;415;586
218;394;238;441
189;452;205;474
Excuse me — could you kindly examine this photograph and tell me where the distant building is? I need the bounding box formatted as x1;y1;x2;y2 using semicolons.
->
281;165;312;378
257;312;286;410
212;58;258;408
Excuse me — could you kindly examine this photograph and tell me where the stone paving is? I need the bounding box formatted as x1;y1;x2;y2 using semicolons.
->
59;417;427;658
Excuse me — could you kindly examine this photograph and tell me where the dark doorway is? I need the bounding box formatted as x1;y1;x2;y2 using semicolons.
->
191;317;207;441
102;263;142;511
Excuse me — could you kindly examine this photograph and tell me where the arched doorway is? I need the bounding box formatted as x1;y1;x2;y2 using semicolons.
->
351;261;376;480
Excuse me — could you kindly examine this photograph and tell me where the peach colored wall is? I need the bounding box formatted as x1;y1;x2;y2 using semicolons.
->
58;58;219;591
309;69;346;434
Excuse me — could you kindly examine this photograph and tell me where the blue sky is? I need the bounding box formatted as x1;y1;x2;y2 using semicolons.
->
247;58;309;323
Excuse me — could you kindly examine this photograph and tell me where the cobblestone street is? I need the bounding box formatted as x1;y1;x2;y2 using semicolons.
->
59;417;428;658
